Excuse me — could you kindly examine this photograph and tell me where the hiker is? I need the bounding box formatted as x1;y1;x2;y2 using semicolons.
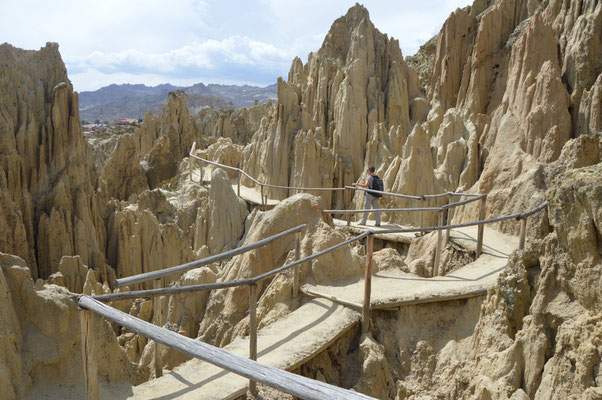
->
352;166;383;226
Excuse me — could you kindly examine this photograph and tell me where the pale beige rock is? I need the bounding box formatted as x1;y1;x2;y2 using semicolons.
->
106;204;196;290
196;137;244;179
0;253;132;394
377;124;444;227
241;5;419;209
353;335;395;399
206;168;249;254
0;43;106;279
198;194;363;347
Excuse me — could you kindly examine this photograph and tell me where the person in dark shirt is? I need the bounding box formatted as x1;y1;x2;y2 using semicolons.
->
352;166;381;226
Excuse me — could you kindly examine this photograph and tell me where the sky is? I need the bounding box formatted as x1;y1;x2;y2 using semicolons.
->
0;0;472;92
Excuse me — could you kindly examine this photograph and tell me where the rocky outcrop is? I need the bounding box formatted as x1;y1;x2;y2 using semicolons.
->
99;133;149;200
106;196;196;290
0;254;132;398
241;5;420;209
198;194;363;347
0;43;106;280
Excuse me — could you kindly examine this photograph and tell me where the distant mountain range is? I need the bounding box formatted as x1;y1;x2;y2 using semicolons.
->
78;82;278;122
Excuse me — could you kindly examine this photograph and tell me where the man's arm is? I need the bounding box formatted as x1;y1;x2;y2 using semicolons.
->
352;177;371;188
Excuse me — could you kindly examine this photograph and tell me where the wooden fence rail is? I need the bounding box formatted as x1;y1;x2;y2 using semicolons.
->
114;224;307;288
78;296;377;400
84;187;548;399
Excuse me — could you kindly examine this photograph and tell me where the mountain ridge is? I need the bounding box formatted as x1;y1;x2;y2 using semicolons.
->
79;82;278;122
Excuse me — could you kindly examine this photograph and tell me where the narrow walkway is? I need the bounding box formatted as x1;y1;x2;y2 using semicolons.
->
304;225;518;310
130;299;360;399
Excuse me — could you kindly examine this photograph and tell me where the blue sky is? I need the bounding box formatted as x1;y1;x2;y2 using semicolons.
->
0;0;472;92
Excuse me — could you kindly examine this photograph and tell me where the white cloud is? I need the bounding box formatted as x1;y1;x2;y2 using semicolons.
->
0;0;472;91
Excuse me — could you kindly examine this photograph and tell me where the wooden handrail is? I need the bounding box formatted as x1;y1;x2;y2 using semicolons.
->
324;206;442;213
190;143;483;198
345;186;422;200
325;194;485;215
190;143;344;192
374;202;548;234
114;224;308;288
96;230;371;302
78;296;377;400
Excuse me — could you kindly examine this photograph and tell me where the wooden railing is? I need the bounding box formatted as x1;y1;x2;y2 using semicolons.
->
189;142;345;209
78;169;548;400
78;295;376;400
188;142;486;211
326;192;488;274
81;223;373;399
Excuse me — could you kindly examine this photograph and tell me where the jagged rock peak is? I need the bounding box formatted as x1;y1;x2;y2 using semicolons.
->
318;3;381;60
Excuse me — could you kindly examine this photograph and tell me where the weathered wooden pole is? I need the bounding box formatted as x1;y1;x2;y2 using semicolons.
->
476;196;486;257
248;283;258;395
445;193;453;244
362;234;374;333
345;188;352;226
153;279;163;378
260;185;265;210
293;232;301;297
190;142;196;182
519;217;527;250
237;170;241;197
434;209;443;277
80;308;99;400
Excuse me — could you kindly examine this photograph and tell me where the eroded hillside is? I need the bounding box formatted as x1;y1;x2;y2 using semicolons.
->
0;1;600;399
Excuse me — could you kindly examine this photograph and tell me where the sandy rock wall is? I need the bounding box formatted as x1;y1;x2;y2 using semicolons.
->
0;43;106;280
0;254;132;399
195;100;274;144
358;163;601;400
198;194;364;347
241;5;420;208
423;0;601;233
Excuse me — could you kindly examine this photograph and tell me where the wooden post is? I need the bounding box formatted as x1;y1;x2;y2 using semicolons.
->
362;235;374;333
445;194;452;244
237;170;241;197
190;142;196;182
153;279;163;378
476;196;486;257
293;232;301;297
80;309;99;400
419;198;424;228
434;209;443;277
248;283;258;395
260;185;265;210
519;217;527;250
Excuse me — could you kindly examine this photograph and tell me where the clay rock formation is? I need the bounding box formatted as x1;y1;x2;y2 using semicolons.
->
106;195;196;290
195;100;274;145
0;43;106;279
205;168;248;254
99;133;149;200
0;253;131;399
445;164;602;399
423;0;601;233
240;4;420;210
198;194;363;347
